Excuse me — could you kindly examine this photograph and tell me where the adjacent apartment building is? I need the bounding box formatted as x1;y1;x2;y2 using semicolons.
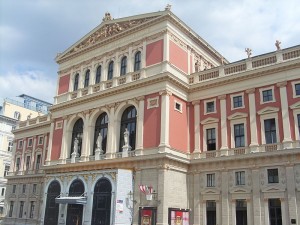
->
0;95;51;222
4;7;300;225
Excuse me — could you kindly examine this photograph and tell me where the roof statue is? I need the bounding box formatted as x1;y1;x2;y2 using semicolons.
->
275;40;281;50
165;4;172;11
245;48;252;58
102;12;113;22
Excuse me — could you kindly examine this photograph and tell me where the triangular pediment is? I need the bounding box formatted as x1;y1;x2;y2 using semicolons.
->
257;106;279;115
56;11;166;61
201;117;219;125
290;100;300;109
228;112;248;120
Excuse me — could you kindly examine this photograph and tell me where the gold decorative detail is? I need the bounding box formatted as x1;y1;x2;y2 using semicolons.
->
108;172;116;181
218;94;226;100
92;174;97;181
276;81;287;88
246;88;255;94
159;90;172;96
83;174;89;182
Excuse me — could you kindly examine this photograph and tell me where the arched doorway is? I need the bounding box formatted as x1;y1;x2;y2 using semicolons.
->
92;178;112;225
66;179;85;225
44;181;60;225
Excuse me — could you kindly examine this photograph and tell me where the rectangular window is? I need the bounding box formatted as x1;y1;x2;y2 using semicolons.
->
233;96;243;108
235;171;246;186
16;158;21;171
8;140;13;151
206;128;216;151
28;138;33;147
295;83;300;96
18;140;23;149
1;188;5;196
206;101;215;113
36;155;41;170
12;185;16;194
19;201;24;218
262;89;273;102
4;165;9;177
268;169;279;183
38;136;44;145
207;173;215;187
264;119;277;144
26;155;31;171
22;184;26;193
33;184;37;193
234;123;245;147
29;201;35;218
9;201;14;217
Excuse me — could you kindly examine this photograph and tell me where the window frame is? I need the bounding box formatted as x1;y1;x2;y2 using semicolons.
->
107;61;114;80
27;138;33;147
29;201;35;218
260;86;275;104
234;123;245;148
202;121;218;152
18;140;23;149
258;111;279;145
267;168;279;184
95;65;102;84
134;51;142;72
174;100;183;113
235;171;246;186
9;201;14;217
120;56;127;76
292;81;300;98
231;93;244;109
25;155;31;171
19;201;24;218
264;118;277;144
205;100;216;114
84;69;90;88
35;154;41;170
8;140;13;151
38;136;44;145
73;73;79;91
206;173;215;187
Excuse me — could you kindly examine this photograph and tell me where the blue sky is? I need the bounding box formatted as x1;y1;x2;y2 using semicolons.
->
0;0;299;103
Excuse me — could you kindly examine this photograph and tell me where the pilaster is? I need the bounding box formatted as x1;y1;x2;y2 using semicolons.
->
219;95;228;155
135;96;145;155
193;101;201;156
159;90;172;152
46;121;55;165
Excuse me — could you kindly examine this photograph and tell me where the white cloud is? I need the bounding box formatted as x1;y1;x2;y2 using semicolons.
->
0;71;56;103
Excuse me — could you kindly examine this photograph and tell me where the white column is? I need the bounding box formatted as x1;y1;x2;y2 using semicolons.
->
247;199;253;225
202;201;206;225
157;168;168;225
128;46;133;72
219;95;228;154
106;104;115;158
45;122;54;165
193;101;201;157
84;175;93;224
136;96;145;155
9;141;17;173
231;200;236;225
216;200;221;225
286;166;298;224
252;169;262;225
30;137;37;169
277;82;292;147
187;46;191;74
221;171;229;225
264;198;270;225
193;173;200;225
163;32;169;72
281;198;288;225
42;135;48;166
247;89;259;152
20;139;26;172
103;56;107;81
59;117;68;163
159;90;171;152
81;111;90;162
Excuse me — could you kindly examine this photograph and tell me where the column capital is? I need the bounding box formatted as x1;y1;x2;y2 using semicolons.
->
246;88;256;94
218;94;226;100
136;96;145;101
192;100;200;105
276;81;287;88
159;90;172;96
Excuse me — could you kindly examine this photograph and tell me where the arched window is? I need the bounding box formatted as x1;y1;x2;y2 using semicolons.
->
107;61;114;80
66;180;84;225
84;70;90;88
120;56;127;76
96;65;101;84
134;51;141;71
73;73;79;91
92;178;112;225
70;119;83;157
44;181;60;225
119;106;137;151
93;113;108;155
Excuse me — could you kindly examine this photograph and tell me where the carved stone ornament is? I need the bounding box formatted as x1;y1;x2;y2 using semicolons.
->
67;16;158;56
245;48;252;58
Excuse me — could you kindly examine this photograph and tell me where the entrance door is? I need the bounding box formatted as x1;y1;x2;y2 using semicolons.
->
269;199;282;225
66;204;83;225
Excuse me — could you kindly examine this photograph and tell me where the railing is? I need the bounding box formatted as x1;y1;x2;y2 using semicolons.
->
188;45;300;84
18;114;50;128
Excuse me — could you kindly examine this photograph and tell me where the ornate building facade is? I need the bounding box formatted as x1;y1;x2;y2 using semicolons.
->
4;7;300;225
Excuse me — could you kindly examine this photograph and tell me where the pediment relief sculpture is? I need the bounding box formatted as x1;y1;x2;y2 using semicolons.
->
66;16;158;57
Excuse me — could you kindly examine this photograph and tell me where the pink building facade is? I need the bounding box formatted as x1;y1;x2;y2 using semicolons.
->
4;8;300;225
